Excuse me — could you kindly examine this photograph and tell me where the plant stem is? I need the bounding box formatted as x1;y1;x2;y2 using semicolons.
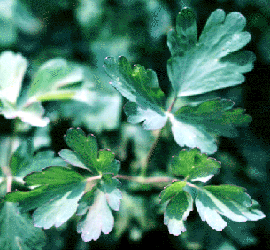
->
142;128;163;177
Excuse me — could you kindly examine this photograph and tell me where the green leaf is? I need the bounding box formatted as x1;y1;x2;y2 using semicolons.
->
58;149;89;170
184;184;265;231
160;181;187;204
170;148;220;182
5;167;86;229
77;176;122;242
27;59;83;102
164;191;193;236
61;128;120;175
25;166;85;185
64;128;98;173
167;8;255;97
11;149;67;178
96;151;120;176
0;202;46;250
104;56;167;129
169;98;252;154
100;175;122;210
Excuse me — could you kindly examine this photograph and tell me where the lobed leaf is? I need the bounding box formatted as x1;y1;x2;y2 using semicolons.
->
184;184;265;231
11;149;67;178
164;191;193;236
167;8;255;97
61;128;120;175
77;175;122;242
104;56;167;130
169;98;252;154
170;148;220;182
5;167;86;229
160;181;187;204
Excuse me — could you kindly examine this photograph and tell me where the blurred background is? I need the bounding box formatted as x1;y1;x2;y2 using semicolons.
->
0;0;270;249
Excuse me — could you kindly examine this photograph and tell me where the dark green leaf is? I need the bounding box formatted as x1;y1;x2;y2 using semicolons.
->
5;167;86;229
64;128;98;173
160;181;187;204
13;151;67;178
25;166;85;186
170;148;220;182
62;128;120;175
104;56;167;130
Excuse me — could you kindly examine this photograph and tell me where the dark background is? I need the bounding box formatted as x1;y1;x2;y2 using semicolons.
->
1;0;270;249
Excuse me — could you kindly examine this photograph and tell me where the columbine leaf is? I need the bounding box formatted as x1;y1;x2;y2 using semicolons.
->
169;98;252;154
184;184;265;231
77;175;122;242
164;191;193;236
5;167;86;229
27;59;83;102
160;181;187;204
104;56;167;130
10;147;67;178
0;202;46;250
170;148;220;182
167;8;255;97
77;188;114;241
60;128;120;175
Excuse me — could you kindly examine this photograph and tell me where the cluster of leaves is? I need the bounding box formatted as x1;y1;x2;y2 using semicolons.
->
4;128;122;245
160;148;265;235
104;8;254;154
0;6;266;250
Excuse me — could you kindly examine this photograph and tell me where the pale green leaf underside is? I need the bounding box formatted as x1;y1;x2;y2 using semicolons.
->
77;189;115;242
190;185;266;231
1;98;49;127
33;182;85;229
167;8;255;97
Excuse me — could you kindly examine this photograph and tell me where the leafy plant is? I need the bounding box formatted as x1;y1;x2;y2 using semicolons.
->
0;6;265;250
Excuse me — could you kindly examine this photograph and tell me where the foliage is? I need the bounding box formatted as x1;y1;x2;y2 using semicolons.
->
0;3;267;250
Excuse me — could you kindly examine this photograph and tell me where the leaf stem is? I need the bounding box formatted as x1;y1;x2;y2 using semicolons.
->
116;175;178;184
167;96;177;112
